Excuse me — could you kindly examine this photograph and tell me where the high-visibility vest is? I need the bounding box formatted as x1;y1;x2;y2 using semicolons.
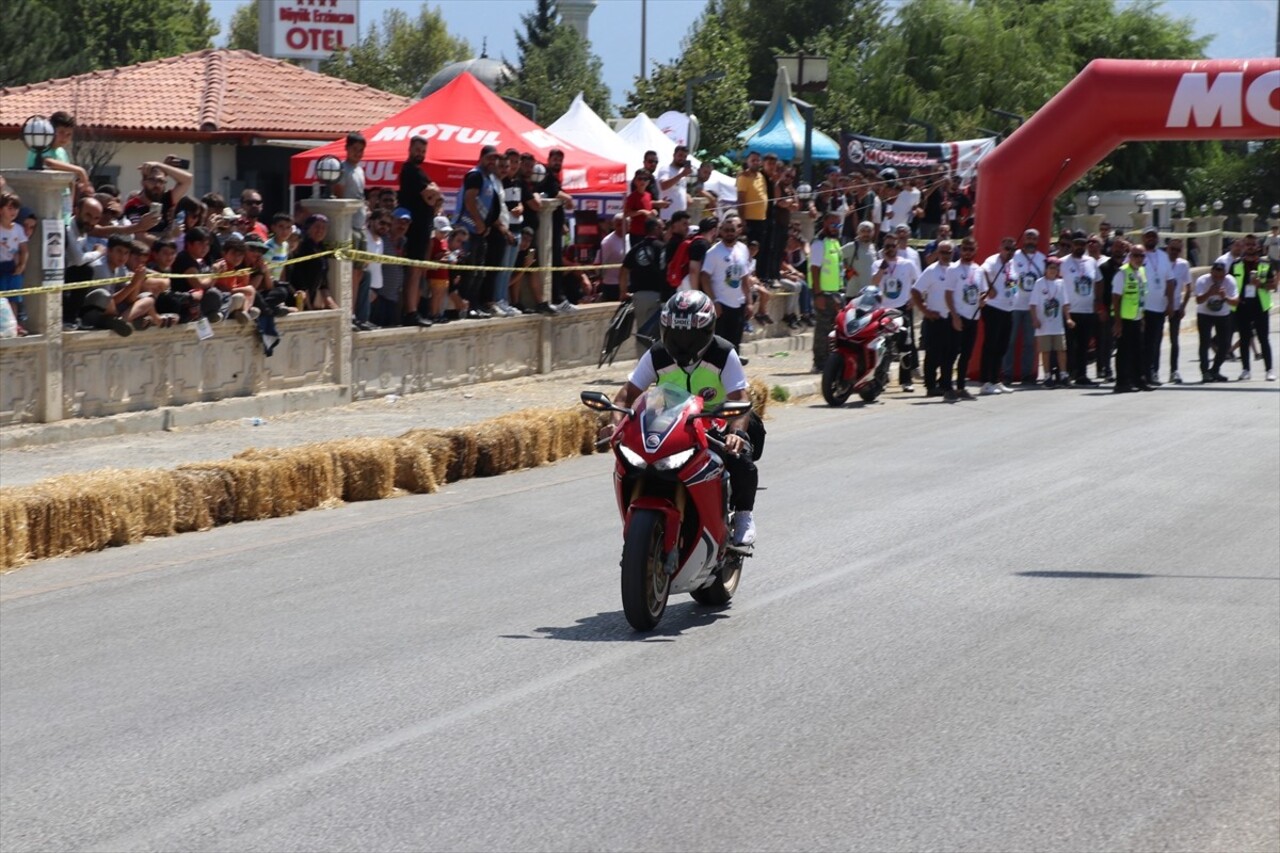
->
1231;260;1272;312
1118;264;1146;320
813;237;843;293
651;338;733;407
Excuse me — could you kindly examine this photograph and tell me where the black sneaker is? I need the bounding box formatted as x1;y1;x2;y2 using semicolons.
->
957;388;976;400
1074;377;1097;386
740;357;750;367
109;317;133;337
943;389;959;402
535;302;557;315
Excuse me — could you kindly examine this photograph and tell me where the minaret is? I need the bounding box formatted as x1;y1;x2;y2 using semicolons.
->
558;0;597;42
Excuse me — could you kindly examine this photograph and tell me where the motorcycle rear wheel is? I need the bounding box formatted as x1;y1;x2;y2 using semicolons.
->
822;353;853;407
620;509;670;631
691;552;742;606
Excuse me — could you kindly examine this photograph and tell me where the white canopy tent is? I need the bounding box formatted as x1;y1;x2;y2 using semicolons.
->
547;93;646;176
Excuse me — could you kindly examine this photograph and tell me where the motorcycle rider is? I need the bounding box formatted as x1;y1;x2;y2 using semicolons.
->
605;290;760;548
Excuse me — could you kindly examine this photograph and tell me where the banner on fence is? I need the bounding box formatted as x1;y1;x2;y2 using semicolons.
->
840;132;997;182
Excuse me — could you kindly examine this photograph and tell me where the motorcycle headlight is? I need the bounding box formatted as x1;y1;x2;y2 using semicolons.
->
652;448;694;471
618;445;648;469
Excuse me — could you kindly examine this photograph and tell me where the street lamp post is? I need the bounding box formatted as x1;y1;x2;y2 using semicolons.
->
1172;199;1189;234
1132;191;1151;232
21;115;55;170
1239;197;1257;235
1207;199;1227;260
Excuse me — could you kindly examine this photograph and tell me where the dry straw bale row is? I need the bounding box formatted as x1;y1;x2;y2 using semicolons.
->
0;406;608;571
0;382;767;571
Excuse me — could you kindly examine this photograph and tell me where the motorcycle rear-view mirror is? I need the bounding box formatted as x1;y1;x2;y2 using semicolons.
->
580;390;632;417
580;391;615;411
698;400;752;419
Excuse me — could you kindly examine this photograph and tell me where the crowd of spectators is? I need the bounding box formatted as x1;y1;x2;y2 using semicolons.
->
3;114;1274;384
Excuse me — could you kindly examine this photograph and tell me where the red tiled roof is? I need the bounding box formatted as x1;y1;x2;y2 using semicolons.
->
0;50;410;141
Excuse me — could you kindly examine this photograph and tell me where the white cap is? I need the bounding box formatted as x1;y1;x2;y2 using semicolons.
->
432;215;452;233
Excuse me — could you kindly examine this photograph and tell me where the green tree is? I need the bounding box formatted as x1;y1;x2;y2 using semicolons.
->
320;6;471;97
226;1;260;52
627;0;753;157
1;0;219;87
723;0;887;100
502;24;611;123
823;0;1215;189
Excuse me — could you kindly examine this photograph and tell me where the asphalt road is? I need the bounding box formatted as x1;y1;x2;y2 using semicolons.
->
2;375;1278;852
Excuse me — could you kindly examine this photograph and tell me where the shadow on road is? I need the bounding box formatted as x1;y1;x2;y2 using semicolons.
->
501;601;731;642
1017;570;1278;581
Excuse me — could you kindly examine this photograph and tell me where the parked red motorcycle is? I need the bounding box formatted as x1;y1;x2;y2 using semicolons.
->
822;287;905;406
582;387;753;631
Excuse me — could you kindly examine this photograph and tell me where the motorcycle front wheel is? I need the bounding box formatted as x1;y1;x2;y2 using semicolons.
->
691;551;742;606
822;353;853;407
620;509;670;631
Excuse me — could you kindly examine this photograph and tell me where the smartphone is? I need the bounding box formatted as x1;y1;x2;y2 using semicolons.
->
164;155;191;170
149;202;162;218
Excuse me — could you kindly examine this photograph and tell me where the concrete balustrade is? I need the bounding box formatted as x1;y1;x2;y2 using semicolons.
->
0;172;802;436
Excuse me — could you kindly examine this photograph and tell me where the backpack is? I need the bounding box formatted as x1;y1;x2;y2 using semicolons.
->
666;235;706;289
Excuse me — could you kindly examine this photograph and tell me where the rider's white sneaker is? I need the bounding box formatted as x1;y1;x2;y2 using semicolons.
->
980;382;1000;395
999;382;1016;393
1239;369;1251;381
731;511;756;548
1267;370;1277;381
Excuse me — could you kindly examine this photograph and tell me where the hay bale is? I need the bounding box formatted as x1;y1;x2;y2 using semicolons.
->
0;490;32;570
18;476;113;561
178;460;278;523
170;466;235;531
235;445;342;514
473;421;521;477
435;429;478;482
314;439;396;502
498;411;552;469
748;378;770;419
73;469;177;546
397;429;454;485
390;439;438;494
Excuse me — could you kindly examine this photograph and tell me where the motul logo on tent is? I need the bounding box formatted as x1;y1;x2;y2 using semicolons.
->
1166;70;1280;128
371;124;503;145
300;160;401;182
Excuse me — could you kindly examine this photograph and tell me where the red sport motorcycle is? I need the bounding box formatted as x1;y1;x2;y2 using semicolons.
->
821;288;906;406
582;387;753;631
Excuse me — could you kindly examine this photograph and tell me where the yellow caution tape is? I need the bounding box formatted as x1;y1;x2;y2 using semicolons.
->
336;248;620;274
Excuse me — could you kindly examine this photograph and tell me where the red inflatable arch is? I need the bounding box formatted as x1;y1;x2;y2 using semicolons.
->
968;58;1280;378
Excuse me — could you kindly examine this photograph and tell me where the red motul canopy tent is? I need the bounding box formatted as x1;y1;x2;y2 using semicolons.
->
290;72;627;192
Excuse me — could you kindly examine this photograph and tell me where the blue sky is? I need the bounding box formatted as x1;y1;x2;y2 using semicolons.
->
209;0;1276;111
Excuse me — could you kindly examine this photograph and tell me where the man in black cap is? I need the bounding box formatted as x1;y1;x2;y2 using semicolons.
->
1061;229;1102;384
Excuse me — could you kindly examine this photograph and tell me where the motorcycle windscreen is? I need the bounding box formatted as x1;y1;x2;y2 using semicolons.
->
844;313;873;336
639;385;700;450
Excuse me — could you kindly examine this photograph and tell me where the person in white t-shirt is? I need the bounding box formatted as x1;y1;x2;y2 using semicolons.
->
1029;257;1073;387
1264;225;1280;263
872;232;922;391
894;223;921;268
944;237;984;399
1004;228;1045;385
978;236;1019;394
1194;261;1239;382
880;174;920;237
1164;237;1193;383
656;146;693;221
700;217;752;355
0;190;30;330
910;240;955;399
1060;230;1102;385
1139;226;1176;385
